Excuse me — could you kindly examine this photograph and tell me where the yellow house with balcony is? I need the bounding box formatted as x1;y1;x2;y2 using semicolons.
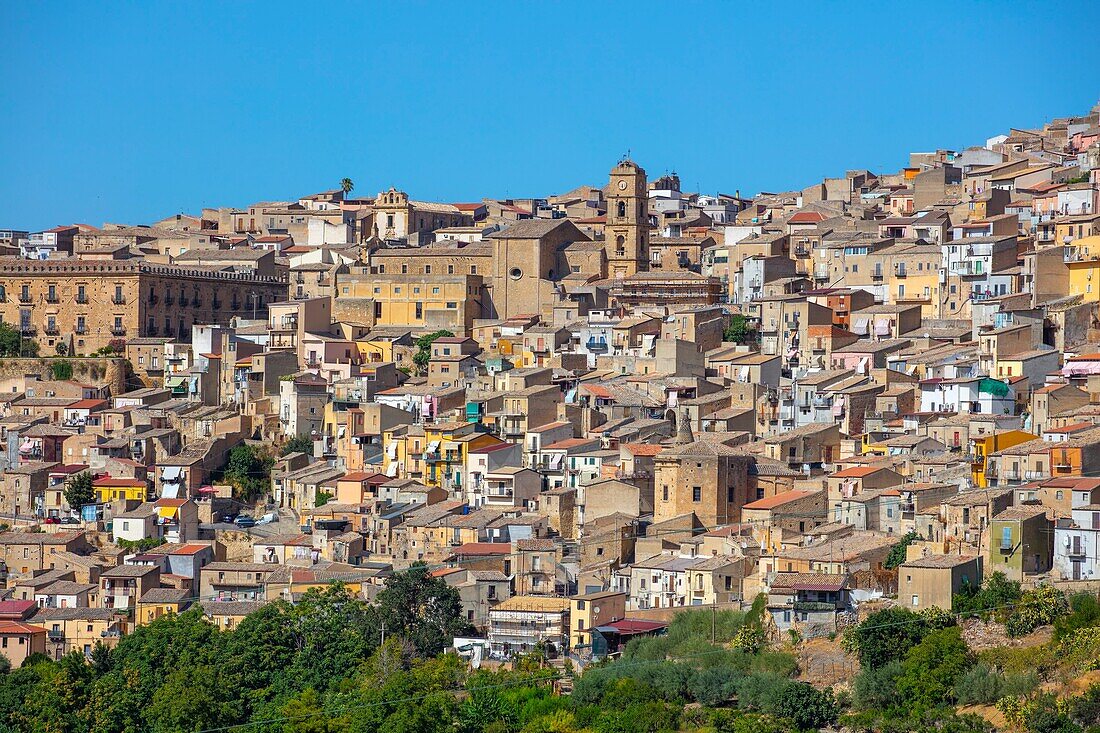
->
1065;235;1100;302
970;429;1038;488
383;425;427;480
422;422;504;490
93;476;149;503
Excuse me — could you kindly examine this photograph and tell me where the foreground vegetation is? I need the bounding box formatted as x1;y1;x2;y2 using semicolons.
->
2;568;1100;732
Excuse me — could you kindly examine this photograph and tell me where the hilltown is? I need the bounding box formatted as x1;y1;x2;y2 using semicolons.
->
2;102;1100;669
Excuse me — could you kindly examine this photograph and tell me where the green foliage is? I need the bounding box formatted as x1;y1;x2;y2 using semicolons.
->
723;314;756;345
884;531;920;569
412;330;455;374
374;563;474;658
852;660;903;710
315;490;333;508
1005;585;1069;638
281;434;315;456
117;536;167;552
894;626;974;708
340;177;354;196
1053;593;1100;642
63;470;94;510
843;605;954;670
0;322;21;357
953;661;1038;705
953;571;1023;617
49;358;73;380
217;443;274;503
1057;626;1100;673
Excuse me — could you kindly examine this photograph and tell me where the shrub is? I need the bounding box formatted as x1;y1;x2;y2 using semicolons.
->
50;359;73;381
894;626;974;708
1053;593;1100;642
852;660;903;711
1005;585;1068;638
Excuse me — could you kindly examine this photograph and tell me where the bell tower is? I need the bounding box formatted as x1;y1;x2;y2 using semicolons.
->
606;159;648;278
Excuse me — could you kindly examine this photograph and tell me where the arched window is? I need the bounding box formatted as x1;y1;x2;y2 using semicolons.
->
617;201;627;218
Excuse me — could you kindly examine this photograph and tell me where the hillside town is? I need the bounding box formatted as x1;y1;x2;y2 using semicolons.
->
4;100;1100;674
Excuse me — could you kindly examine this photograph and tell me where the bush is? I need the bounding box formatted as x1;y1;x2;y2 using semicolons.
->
1053;593;1100;642
885;531;920;570
1005;585;1068;638
843;606;954;670
852;660;903;710
950;659;1035;707
894;626;974;708
50;359;73;380
953;571;1023;618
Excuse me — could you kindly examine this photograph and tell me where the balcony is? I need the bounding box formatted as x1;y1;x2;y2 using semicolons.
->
148;294;159;305
999;540;1015;553
871;269;884;280
894;267;907;278
47;629;65;642
75;326;87;335
112;297;127;305
76;294;88;304
45;294;60;303
164;294;174;306
212;299;222;309
19;294;33;303
586;338;609;351
44;324;60;335
111;326;127;336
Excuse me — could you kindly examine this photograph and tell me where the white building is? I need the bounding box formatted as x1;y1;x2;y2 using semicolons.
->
1053;505;1100;581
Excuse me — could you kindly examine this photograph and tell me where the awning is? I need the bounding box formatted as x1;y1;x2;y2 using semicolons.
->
157;506;178;519
385;463;398;477
426;440;440;453
386;444;397;459
161;466;183;481
161;484;181;499
978;378;1010;397
852;318;869;335
739;366;750;383
19;440;34;452
165;376;187;389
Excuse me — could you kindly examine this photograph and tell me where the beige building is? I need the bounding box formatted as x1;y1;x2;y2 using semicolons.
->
0;256;287;354
569;590;626;650
899;554;982;611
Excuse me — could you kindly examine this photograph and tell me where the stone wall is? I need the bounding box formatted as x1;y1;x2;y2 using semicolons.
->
0;357;130;395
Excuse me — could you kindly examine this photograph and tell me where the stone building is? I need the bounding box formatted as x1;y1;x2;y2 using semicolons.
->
0;256;287;354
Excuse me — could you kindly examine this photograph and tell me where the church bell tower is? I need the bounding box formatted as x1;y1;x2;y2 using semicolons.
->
606;159;649;278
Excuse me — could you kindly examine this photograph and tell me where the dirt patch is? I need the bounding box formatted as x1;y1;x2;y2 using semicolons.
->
797;637;859;689
961;618;1052;651
957;703;1006;729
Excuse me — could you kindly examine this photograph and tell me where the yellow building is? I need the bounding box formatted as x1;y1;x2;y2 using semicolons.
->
422;422;505;490
384;425;428;481
970;430;1038;488
1065;235;1100;302
337;271;484;332
93;477;148;503
135;588;190;625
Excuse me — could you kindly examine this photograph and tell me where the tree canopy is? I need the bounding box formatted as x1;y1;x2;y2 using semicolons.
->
63;471;94;510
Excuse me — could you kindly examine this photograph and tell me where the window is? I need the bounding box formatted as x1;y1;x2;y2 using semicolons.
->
509;267;522;280
727;486;735;503
446;301;457;309
470;265;477;275
662;486;669;501
401;264;408;274
447;265;454;274
911;594;919;607
692;486;701;502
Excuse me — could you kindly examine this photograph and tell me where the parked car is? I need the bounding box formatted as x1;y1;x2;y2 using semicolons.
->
43;517;60;524
234;515;256;529
60;517;81;525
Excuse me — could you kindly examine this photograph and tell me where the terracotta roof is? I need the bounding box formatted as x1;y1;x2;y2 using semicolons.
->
0;621;47;635
770;572;846;592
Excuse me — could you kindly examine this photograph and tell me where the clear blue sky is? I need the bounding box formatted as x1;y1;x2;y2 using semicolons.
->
2;1;1098;232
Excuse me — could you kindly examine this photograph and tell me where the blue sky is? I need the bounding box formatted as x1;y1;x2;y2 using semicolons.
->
2;1;1098;232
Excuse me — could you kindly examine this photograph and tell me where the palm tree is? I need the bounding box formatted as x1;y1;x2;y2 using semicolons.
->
340;178;354;199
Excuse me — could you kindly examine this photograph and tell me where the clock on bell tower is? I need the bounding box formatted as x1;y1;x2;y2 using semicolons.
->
605;159;649;278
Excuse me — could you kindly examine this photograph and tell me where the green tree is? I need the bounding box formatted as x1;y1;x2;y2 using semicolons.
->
953;571;1022;617
375;563;472;657
843;606;931;670
852;660;903;710
884;531;920;569
767;680;838;731
895;626;973;708
412;330;454;375
219;444;274;503
64;471;94;510
315;491;333;508
340;178;354;198
281;434;314;456
723;314;756;344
